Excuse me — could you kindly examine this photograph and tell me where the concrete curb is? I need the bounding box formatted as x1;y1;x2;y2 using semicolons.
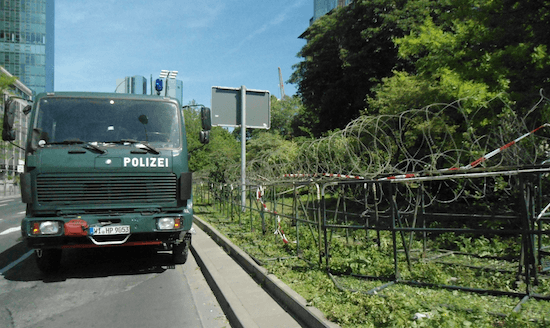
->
190;229;258;328
192;215;340;328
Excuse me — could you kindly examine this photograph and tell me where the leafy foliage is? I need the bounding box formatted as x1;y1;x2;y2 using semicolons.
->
270;95;304;139
291;0;550;138
195;194;550;328
290;0;404;137
183;102;240;183
0;71;19;155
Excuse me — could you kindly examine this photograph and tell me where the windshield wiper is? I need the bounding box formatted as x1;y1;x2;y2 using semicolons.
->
48;139;106;154
104;139;160;155
136;142;160;155
84;143;106;154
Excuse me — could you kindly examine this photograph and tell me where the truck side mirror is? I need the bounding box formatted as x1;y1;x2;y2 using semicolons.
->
199;130;210;144
2;99;16;141
200;107;211;131
23;104;32;115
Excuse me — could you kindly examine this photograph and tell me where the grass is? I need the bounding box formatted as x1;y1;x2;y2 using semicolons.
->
193;198;550;328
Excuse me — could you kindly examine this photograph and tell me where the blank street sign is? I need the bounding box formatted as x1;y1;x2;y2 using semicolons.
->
211;86;270;129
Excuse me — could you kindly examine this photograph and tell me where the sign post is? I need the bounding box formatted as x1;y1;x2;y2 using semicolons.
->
240;86;247;211
211;86;271;211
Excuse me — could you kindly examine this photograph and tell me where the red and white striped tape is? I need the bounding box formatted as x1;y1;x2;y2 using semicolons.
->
283;173;365;180
282;124;549;182
378;123;550;180
454;123;549;171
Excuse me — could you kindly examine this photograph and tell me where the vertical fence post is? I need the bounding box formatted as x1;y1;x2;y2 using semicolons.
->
231;184;235;222
313;183;321;267
421;183;427;257
238;184;242;225
272;184;277;237
343;184;349;244
294;182;300;256
320;183;328;269
389;182;400;281
260;185;266;234
373;183;381;248
250;186;254;233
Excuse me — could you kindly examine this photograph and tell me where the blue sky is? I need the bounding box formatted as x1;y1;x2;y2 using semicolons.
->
54;0;311;107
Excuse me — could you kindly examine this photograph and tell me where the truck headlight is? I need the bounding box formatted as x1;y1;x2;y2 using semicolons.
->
157;217;181;230
33;221;61;235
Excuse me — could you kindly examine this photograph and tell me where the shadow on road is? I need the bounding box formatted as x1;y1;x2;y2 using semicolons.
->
1;244;176;282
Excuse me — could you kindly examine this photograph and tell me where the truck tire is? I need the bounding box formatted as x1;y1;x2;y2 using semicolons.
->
35;248;62;273
173;234;190;264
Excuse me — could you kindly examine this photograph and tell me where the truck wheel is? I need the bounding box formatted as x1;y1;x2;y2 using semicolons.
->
35;248;62;273
173;235;190;264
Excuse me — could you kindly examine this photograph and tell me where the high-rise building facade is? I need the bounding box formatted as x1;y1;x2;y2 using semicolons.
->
165;78;183;105
310;0;353;25
0;0;55;95
115;76;147;95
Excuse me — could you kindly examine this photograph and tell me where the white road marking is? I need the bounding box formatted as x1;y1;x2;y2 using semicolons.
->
0;226;21;235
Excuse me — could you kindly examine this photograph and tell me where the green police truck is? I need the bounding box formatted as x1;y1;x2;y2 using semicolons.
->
2;92;211;273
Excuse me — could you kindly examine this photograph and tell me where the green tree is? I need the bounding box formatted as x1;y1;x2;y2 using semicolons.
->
383;0;550;123
246;131;299;180
290;0;405;136
183;101;240;183
365;0;550;170
270;95;303;139
0;71;19;156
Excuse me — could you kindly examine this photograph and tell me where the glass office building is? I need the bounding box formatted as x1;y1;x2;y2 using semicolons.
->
310;0;353;25
0;0;54;94
115;76;148;95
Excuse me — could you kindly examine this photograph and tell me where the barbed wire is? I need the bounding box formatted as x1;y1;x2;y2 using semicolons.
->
219;93;550;207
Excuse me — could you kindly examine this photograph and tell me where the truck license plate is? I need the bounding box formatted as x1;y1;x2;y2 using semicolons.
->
90;225;130;236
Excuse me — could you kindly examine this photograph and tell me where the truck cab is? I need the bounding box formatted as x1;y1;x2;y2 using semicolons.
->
2;92;211;272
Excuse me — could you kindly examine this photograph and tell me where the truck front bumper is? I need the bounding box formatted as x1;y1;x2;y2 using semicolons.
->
21;212;193;249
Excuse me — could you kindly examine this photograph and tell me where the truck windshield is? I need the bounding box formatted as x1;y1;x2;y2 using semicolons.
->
34;97;181;149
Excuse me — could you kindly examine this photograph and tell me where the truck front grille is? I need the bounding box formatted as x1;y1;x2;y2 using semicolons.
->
36;173;177;205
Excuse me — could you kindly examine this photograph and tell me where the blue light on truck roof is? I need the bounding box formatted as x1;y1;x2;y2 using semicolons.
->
155;79;163;92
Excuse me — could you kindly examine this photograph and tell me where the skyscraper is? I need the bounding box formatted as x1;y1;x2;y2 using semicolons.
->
115;76;147;95
310;0;353;25
165;78;183;104
0;0;55;95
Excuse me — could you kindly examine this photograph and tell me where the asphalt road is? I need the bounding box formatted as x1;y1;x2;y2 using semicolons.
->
0;196;228;328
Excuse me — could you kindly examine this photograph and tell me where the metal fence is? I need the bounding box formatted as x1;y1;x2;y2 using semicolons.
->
194;166;550;303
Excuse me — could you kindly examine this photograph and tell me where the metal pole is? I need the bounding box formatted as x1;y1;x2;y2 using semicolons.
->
241;85;247;211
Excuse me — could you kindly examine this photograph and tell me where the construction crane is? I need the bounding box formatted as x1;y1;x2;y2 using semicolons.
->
278;67;285;100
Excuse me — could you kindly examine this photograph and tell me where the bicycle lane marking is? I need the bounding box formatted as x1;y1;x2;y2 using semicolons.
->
0;226;21;235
